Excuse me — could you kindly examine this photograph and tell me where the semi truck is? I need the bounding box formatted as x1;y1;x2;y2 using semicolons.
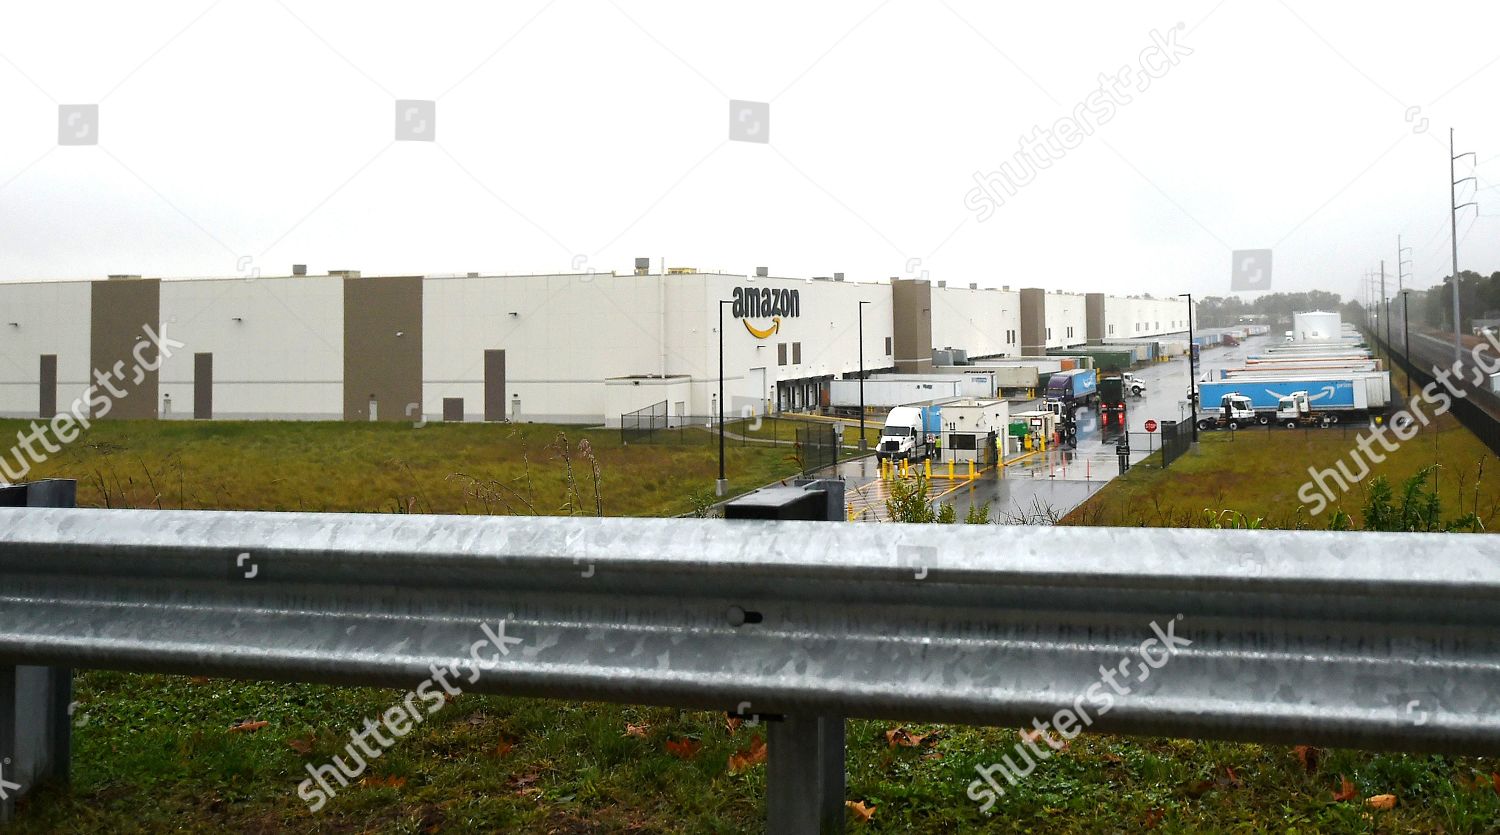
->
1195;392;1257;431
1098;375;1127;427
1043;368;1098;409
1196;375;1390;424
874;405;942;462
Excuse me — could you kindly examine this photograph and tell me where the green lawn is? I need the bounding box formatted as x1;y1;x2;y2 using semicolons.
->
12;673;1498;833
1;419;804;517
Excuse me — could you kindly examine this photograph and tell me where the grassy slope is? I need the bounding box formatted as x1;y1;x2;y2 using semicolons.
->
5;417;1500;832
1064;371;1499;529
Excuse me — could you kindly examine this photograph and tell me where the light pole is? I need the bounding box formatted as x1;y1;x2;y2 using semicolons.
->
1180;292;1197;443
717;299;733;496
1401;289;1413;402
858;300;870;453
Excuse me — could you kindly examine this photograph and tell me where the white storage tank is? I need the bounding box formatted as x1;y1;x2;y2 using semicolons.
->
1292;311;1342;341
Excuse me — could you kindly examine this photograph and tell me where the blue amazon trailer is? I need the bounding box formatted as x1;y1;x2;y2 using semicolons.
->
1196;375;1389;425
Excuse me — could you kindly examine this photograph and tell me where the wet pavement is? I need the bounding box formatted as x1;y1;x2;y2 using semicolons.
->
829;335;1273;522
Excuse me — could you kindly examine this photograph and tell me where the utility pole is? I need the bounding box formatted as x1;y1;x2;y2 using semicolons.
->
1380;260;1389;356
1450;128;1477;366
1398;237;1413;357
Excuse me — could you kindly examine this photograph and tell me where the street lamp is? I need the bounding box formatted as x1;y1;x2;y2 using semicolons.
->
1179;292;1197;443
858;300;870;453
717;299;734;496
1401;289;1413;402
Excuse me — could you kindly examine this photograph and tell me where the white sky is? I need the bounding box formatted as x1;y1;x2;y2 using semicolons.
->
2;1;1498;302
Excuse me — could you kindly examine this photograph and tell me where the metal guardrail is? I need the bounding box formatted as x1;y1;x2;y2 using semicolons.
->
3;506;1500;830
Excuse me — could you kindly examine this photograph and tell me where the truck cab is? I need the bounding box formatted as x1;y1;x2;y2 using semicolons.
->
1120;372;1147;396
1196;392;1255;430
875;406;936;461
1275;391;1331;428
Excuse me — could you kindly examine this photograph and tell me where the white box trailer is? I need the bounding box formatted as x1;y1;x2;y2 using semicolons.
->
829;375;965;408
943;364;1039;389
930;368;1005;398
974;356;1068;374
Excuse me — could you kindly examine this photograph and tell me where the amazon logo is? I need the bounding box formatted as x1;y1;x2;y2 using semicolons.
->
732;285;799;340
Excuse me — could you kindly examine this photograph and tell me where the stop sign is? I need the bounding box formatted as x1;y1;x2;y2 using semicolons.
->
1145;419;1158;433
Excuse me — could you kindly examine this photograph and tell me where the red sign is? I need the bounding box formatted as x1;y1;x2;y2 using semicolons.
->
1144;419;1158;433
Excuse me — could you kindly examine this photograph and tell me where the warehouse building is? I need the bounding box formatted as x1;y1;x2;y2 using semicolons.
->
0;265;1191;425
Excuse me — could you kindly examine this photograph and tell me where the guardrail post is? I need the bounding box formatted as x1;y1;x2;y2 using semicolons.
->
767;714;845;834
0;479;76;825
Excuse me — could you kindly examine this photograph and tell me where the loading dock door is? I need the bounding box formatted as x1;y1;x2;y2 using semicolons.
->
484;350;506;422
39;355;56;419
193;353;213;419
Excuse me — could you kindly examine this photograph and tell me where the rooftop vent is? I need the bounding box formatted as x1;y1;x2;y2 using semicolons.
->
467;272;479;278
329;270;361;278
834;272;844;281
292;264;307;276
106;274;141;281
634;258;650;276
755;267;769;277
937;280;947;288
969;282;977;289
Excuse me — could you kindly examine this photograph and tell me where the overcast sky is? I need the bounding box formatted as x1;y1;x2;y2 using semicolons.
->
2;1;1498;302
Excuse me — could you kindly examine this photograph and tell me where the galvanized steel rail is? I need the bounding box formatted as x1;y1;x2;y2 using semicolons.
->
3;506;1500;829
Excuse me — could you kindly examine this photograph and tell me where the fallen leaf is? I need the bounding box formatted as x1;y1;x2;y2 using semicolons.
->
727;734;767;774
1142;808;1165;829
188;676;211;685
1492;773;1500;795
360;774;407;789
509;771;541;790
922;750;943;761
1018;728;1068;751
1366;793;1396;810
845;800;876;822
228;720;268;734
887;727;929;748
1294;744;1322;773
1332;775;1358;802
1185;778;1214;799
724;713;743;733
493;736;516;757
465;712;487;726
286;737;315;755
665;738;701;760
1217;765;1241;789
624;723;650;738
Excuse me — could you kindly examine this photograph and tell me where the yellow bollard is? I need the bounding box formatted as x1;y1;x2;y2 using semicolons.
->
899;459;907;478
967;460;975;479
924;459;932;479
1040;432;1047;452
947;460;954;479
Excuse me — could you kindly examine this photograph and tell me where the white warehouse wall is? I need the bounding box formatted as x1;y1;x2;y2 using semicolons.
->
1044;292;1087;349
422;273;662;424
0;281;92;419
931;286;1019;358
159;276;345;420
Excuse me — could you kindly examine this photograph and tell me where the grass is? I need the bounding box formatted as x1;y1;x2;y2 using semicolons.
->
12;673;1499;833
6;414;1500;831
0;419;806;517
1064;363;1500;528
